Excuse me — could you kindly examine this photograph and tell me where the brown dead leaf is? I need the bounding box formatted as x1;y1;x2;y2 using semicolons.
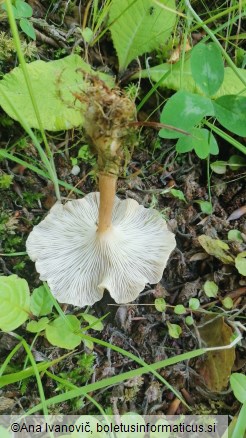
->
197;316;235;392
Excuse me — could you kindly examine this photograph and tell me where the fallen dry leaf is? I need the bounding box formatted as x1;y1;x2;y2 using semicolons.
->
197;316;235;392
198;235;234;264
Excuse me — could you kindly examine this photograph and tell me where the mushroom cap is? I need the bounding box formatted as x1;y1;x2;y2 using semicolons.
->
26;193;176;306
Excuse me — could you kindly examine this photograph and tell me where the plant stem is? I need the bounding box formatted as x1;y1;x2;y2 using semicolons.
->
98;173;117;234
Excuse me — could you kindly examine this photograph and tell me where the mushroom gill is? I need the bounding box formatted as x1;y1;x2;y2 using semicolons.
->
26;192;176;306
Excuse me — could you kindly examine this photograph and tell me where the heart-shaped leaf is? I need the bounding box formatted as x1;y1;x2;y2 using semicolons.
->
213;95;246;137
45;315;82;349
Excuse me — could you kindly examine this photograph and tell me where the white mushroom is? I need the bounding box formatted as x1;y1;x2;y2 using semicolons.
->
26;189;176;306
26;79;176;306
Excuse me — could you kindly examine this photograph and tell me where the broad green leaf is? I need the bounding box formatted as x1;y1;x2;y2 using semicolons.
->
198;316;235;391
195;200;213;215
213;95;246;137
15;0;33;18
170;188;187;203
109;0;176;71
176;128;218;159
222;297;234;309
159;91;214;139
30;285;53;317
26;317;49;333
81;313;104;331
135;57;246;97
235;251;246;276
228;155;246;170
210;160;227;174
228;230;243;243
0;275;30;332
19;18;36;40
167;322;182;339
203;280;218;298
230;373;246;403
198;235;234;264
174;304;186;315
45;315;82;349
190;42;224;96
154;298;166;312
0;55;114;131
189;298;200;310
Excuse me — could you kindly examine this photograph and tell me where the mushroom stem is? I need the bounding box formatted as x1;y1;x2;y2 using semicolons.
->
98;173;117;234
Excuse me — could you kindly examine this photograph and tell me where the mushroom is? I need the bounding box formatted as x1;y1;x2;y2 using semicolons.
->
26;191;176;306
26;77;176;306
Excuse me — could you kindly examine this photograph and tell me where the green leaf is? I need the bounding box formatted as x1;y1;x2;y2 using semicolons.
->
195;200;213;215
135;57;246;97
189;298;200;310
154;298;167;312
170;188;187;203
204;280;218;298
26;317;49;333
185;316;194;326
19;18;36;40
15;0;33;18
81;27;94;44
228;155;246;170
198;235;234;264
174;304;186;315
210;160;227;174
0;275;30;331
230;373;246;403
45;315;82;349
167;322;182;339
0;426;11;438
235;251;246;276
222;297;234;309
228;230;243;243
30;285;54;317
159;91;214;139
190;43;224;96
176;128;218;159
81;313;104;331
109;0;176;71
0;55;114;131
214;95;246;137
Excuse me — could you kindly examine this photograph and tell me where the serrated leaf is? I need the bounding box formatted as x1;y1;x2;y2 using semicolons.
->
26;317;49;333
189;298;200;310
45;315;82;349
210;160;227;174
167;322;182;339
174;304;186;315
190;42;224;96
230;373;246;403
235;252;246;276
0;55;114;131
135;57;246;97
109;0;176;71
198;235;234;264
213;95;246;137
159;91;214;139
198;316;235;391
204;280;218;298
81;313;104;331
0;275;30;331
176;128;218;159
30;285;53;317
19;18;36;40
154;298;166;312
